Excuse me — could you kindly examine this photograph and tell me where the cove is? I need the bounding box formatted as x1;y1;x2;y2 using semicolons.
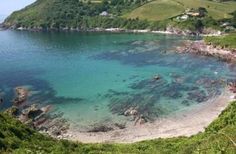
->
0;30;236;141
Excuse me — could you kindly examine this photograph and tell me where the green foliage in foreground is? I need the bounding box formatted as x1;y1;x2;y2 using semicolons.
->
0;102;236;153
204;33;236;49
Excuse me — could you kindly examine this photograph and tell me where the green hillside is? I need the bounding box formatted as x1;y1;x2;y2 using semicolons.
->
1;102;236;153
3;0;149;29
3;0;236;31
124;0;236;21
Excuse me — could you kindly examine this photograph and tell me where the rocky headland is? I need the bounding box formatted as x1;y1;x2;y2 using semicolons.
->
3;87;70;140
176;40;236;63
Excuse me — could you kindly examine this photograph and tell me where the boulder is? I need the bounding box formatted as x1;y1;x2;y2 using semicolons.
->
134;115;148;125
124;107;138;116
22;104;43;120
228;82;236;93
153;75;161;81
13;87;29;105
41;105;52;113
4;106;19;117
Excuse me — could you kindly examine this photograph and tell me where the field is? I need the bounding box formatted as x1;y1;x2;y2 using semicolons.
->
124;0;236;21
204;33;236;49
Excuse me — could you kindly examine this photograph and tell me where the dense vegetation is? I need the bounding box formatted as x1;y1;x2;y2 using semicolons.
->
1;102;236;153
3;0;150;30
3;0;236;32
204;33;236;49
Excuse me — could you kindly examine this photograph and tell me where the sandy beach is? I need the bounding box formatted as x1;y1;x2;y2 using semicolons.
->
65;89;234;143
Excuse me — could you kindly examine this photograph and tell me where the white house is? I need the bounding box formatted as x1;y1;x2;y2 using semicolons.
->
100;11;109;16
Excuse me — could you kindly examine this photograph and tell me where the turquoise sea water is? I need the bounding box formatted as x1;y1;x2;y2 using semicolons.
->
0;30;236;130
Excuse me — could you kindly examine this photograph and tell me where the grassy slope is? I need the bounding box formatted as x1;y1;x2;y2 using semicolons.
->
1;102;236;153
204;33;236;49
124;0;236;21
4;0;54;27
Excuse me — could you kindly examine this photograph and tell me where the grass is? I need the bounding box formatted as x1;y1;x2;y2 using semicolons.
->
124;0;236;21
1;101;236;153
204;33;236;50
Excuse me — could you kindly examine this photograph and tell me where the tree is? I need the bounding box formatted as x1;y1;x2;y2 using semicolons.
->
198;7;208;17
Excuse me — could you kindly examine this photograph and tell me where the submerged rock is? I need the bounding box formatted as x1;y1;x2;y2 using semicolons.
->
181;100;190;106
228;81;236;93
88;125;114;133
114;123;126;129
124;107;138;116
13;87;29;105
153;75;161;81
187;90;208;103
22;104;43;119
134;115;148;125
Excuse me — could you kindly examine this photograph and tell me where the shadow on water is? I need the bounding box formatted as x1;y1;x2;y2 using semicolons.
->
105;73;227;121
0;68;84;110
91;39;217;68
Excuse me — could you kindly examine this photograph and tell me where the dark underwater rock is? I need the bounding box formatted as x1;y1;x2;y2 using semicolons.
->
187;90;208;103
181;100;190;106
164;90;183;99
114;123;126;129
153;75;161;81
88;125;114;133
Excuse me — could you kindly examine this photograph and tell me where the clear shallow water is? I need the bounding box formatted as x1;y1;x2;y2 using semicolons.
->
0;30;236;130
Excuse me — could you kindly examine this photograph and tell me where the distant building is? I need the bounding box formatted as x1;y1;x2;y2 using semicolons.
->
177;15;189;20
185;8;201;17
221;22;230;27
100;11;109;16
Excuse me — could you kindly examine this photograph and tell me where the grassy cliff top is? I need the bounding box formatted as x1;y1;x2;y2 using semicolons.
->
1;101;236;153
124;0;236;21
204;33;236;49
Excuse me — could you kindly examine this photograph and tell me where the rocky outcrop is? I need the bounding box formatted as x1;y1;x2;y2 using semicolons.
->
153;75;161;81
4;106;20;117
176;40;236;63
228;82;236;93
4;87;70;138
166;26;199;36
13;87;28;105
123;107;149;125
